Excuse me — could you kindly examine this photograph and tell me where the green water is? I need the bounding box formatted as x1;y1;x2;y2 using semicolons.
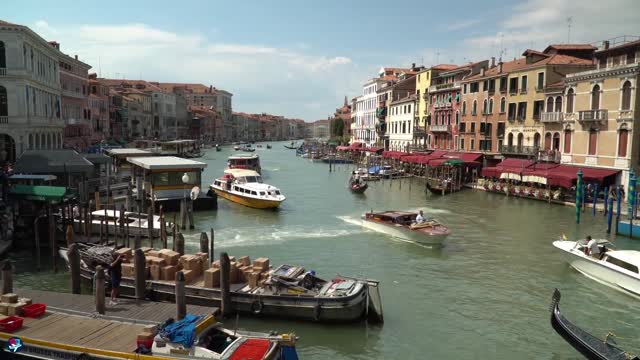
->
11;142;640;359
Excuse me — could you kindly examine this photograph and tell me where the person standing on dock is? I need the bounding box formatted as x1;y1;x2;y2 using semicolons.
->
109;253;123;305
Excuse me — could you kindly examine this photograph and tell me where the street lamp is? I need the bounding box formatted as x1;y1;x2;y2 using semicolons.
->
181;172;190;230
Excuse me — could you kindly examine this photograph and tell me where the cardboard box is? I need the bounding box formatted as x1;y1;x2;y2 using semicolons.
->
229;264;239;283
238;256;251;266
18;298;32;306
142;324;158;336
0;303;9;315
248;271;261;288
179;255;200;271
1;294;18;304
161;265;178;281
7;303;24;316
147;250;160;258
140;247;152;254
115;247;133;261
204;268;220;288
146;256;166;267
182;270;196;284
252;258;270;272
122;263;135;278
159;249;181;266
211;260;220;269
228;256;236;262
150;265;161;281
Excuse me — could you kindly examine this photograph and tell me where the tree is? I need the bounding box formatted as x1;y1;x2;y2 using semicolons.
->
331;118;344;138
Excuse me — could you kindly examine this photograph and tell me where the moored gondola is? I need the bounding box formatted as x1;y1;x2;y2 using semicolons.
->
550;289;638;360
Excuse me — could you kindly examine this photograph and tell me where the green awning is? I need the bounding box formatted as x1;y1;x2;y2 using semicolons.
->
444;159;465;166
9;185;71;202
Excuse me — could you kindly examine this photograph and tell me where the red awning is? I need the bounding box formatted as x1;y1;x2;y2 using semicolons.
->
546;165;620;188
364;146;383;153
481;158;536;179
382;151;411;159
336;145;350;151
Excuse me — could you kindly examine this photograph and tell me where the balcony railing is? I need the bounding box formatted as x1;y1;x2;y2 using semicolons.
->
541;112;564;123
0;116;7;124
578;109;608;122
509;89;518;96
429;82;460;92
0;68;6;76
500;145;539;156
429;124;451;133
413;126;426;136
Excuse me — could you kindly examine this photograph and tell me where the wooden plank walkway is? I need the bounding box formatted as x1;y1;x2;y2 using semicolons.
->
15;288;218;325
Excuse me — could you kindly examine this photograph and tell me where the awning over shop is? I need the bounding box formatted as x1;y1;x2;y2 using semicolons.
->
546;165;619;188
364;147;383;153
480;158;536;180
382;151;410;159
9;185;72;203
14;150;94;174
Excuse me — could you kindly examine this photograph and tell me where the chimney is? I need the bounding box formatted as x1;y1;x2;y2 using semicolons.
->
48;41;60;50
480;68;485;76
74;55;78;60
491;57;496;67
602;40;610;50
209;85;213;93
498;61;503;73
412;62;416;69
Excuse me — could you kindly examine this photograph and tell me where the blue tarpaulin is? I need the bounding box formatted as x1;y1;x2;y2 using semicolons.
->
368;165;381;174
159;314;203;348
282;345;299;360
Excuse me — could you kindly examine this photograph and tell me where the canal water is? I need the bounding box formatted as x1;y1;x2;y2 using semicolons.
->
10;142;640;359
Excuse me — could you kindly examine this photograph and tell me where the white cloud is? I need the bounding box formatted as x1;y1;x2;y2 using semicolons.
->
34;22;358;120
34;20;58;35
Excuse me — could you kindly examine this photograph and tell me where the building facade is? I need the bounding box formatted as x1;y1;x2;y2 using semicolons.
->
0;20;65;163
414;64;457;149
387;95;416;151
561;39;640;187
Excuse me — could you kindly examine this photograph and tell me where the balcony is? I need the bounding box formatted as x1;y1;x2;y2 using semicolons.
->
538;149;561;163
423;93;429;100
578;109;608;122
541;112;564;123
413;126;427;137
429;82;460;92
0;116;7;124
429;124;451;133
500;145;539;156
0;68;5;76
509;89;518;96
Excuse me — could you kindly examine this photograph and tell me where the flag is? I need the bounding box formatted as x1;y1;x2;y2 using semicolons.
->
562;234;567;241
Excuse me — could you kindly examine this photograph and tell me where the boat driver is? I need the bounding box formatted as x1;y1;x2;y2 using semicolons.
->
586;235;600;258
416;210;425;224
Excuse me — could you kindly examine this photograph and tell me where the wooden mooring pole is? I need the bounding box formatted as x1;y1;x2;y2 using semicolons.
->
199;232;208;253
68;243;81;294
175;271;186;320
209;228;214;266
134;249;146;300
220;252;232;318
176;233;185;256
95;265;106;314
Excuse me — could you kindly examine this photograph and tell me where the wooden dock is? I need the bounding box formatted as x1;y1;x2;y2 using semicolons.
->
15;288;218;325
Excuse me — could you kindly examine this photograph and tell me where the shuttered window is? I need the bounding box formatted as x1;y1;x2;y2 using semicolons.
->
564;130;572;153
618;130;628;157
588;130;597;155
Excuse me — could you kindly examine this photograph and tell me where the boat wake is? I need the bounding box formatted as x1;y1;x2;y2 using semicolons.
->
182;225;363;247
336;215;363;227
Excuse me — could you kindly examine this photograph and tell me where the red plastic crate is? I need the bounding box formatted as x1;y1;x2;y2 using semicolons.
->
0;316;23;332
22;304;46;318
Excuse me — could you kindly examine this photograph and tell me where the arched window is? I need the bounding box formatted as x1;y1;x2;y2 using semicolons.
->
618;129;629;157
588;129;597;155
462;101;467;115
455;111;459;125
0;86;7;117
47;133;51;149
472;100;477;115
58;133;62;149
621;81;632;110
553;132;560;151
507;132;514;146
447;113;451;125
482;99;488;114
533;132;541;148
500;97;506;113
28;134;33;150
563;130;572;153
566;88;575;113
517;133;524;148
554;96;562;113
0;41;5;69
544;132;552;150
591;85;601;110
488;98;494;114
546;97;554;112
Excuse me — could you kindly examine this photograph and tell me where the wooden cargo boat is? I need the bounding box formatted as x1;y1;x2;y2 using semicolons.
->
74;209;168;238
59;246;384;323
550;289;638;360
361;211;450;245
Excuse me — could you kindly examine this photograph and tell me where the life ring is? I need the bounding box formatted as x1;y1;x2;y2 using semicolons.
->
313;303;322;321
251;299;263;315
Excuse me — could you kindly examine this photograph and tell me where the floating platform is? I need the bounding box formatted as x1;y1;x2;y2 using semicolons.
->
616;219;640;239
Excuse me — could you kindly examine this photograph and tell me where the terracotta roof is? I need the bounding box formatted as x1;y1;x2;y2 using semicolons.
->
464;53;592;81
544;44;597;52
431;64;458;71
545;54;594;66
99;79;164;92
522;49;550;57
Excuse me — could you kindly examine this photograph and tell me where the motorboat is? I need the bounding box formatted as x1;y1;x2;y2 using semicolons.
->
241;144;255;152
227;153;261;174
74;209;168;238
553;238;640;298
234;145;241;151
361;211;450;245
211;169;285;209
378;165;400;179
550;288;638;360
215;144;221;152
59;247;384;323
353;168;380;182
266;144;272;149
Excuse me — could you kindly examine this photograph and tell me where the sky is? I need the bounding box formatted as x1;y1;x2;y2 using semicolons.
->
4;0;640;121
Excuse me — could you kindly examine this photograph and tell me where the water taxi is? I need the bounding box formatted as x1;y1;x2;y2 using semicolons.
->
227;153;261;174
361;211;450;245
211;169;285;209
553;238;640;298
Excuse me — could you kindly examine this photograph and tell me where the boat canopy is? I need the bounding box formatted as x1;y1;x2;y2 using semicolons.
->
127;156;207;170
9;185;73;203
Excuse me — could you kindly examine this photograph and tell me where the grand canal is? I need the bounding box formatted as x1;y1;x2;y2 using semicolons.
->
9;142;640;359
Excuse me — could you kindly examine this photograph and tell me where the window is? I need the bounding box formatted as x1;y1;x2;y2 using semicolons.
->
470;122;476;133
566;88;575;113
462;101;467;115
472;100;477;115
554;96;562;112
533;100;544;120
588;129;597;155
508;103;517;120
483;80;488;92
470;139;475;150
618;129;629;157
447;113;451;125
482;99;488;114
499;78;507;92
500;97;506;113
459;122;466;132
470;82;479;93
591;85;601;110
0;86;6;117
489;99;494;114
488;79;495;93
546;97;554;112
517;102;527;120
460;138;465;149
455;111;459;125
463;84;467;94
628;51;637;65
537;72;544;90
0;41;5;69
605;255;639;274
621;81;632;110
521;76;528;93
509;78;518;93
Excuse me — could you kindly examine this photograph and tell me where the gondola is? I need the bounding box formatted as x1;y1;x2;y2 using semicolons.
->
550;289;638;360
349;182;368;194
215;144;221;152
266;144;272;149
284;145;299;150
